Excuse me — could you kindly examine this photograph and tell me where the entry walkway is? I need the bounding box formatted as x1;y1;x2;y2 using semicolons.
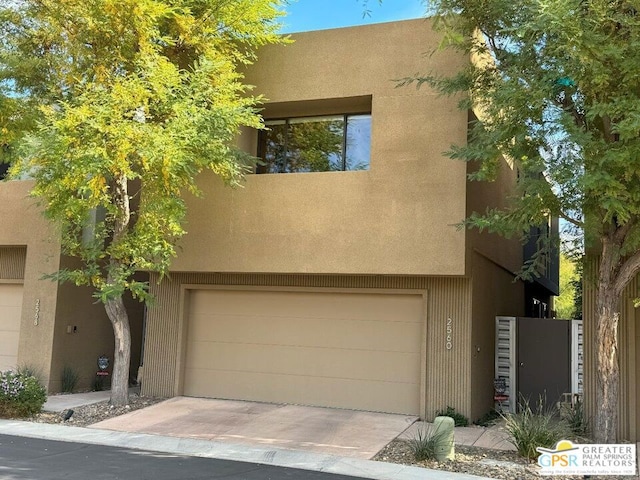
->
43;387;140;412
399;420;514;451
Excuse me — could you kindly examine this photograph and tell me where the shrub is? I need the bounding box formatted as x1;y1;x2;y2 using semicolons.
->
435;406;469;427
0;370;47;418
16;364;43;383
61;366;79;393
561;399;589;438
503;397;571;460
408;424;450;461
474;408;501;427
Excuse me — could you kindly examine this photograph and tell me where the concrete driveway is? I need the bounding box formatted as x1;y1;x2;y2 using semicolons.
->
90;397;418;459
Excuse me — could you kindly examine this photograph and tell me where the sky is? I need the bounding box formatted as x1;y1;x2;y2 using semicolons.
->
280;0;426;33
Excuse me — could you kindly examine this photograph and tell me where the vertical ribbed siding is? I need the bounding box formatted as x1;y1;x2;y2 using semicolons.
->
141;272;473;419
619;301;637;440
0;247;27;280
583;257;638;441
424;277;472;419
583;258;597;435
140;272;182;397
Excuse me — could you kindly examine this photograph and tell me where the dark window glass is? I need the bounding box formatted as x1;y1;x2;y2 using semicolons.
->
257;114;371;174
257;120;287;173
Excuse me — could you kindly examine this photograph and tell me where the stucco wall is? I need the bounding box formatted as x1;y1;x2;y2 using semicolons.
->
465;153;523;276
48;259;147;392
171;19;469;276
469;252;524;421
0;180;61;389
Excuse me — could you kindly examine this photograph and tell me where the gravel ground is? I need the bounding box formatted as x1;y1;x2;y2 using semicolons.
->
373;438;637;480
27;399;639;480
374;439;540;479
30;394;166;427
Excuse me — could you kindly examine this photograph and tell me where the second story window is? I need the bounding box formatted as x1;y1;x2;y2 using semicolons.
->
256;114;371;174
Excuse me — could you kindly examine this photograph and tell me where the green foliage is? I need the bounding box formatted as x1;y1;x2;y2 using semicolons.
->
408;424;450;461
411;0;640;441
1;0;287;405
560;399;589;438
92;376;105;392
503;397;571;460
16;364;44;384
61;366;80;393
474;409;501;427
0;0;287;303
360;0;383;18
408;0;640;287
435;405;469;427
570;258;583;320
555;253;579;319
0;370;47;418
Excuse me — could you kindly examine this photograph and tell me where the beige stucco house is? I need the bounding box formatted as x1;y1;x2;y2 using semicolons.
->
0;19;558;423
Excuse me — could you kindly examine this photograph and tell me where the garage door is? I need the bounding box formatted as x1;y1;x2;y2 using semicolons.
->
0;284;23;371
183;289;423;415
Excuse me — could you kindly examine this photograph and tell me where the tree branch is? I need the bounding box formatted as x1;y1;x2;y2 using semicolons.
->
559;210;584;228
613;217;636;246
613;248;640;297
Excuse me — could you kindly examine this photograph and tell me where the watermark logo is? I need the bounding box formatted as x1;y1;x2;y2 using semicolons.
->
537;440;637;476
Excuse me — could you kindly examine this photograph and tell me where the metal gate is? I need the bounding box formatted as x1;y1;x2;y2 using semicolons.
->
495;317;583;413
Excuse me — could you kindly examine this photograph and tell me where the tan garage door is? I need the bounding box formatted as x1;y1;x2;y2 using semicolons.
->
0;284;23;371
183;289;423;415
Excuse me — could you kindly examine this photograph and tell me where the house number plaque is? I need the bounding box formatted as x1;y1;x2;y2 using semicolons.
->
446;317;453;350
34;298;40;325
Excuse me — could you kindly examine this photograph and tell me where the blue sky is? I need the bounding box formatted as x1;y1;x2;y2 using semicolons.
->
280;0;426;33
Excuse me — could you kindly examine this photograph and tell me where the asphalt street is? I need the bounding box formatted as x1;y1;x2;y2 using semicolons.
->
0;434;365;480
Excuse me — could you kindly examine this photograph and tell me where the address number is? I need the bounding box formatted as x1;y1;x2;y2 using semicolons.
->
446;317;453;350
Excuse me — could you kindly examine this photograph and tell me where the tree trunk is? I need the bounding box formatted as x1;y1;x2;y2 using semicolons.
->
593;270;620;443
105;293;131;406
104;172;132;407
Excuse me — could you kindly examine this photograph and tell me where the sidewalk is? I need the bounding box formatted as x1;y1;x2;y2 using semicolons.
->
43;387;140;412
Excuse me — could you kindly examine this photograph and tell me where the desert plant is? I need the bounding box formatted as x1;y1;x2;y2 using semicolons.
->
92;376;104;392
562;399;589;438
16;364;43;383
435;406;469;427
408;424;451;461
503;397;571;460
0;370;47;417
61;366;79;393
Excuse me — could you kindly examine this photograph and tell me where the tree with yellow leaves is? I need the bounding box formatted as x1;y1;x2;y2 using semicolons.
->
0;0;286;405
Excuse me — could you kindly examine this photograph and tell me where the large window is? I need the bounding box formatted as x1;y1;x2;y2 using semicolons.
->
256;114;371;174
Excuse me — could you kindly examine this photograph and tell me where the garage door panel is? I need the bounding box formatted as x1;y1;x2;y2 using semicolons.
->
0;285;23;372
186;341;420;384
0;305;21;327
184;368;420;414
189;290;422;322
184;289;423;414
0;285;23;306
0;331;19;356
187;313;422;352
